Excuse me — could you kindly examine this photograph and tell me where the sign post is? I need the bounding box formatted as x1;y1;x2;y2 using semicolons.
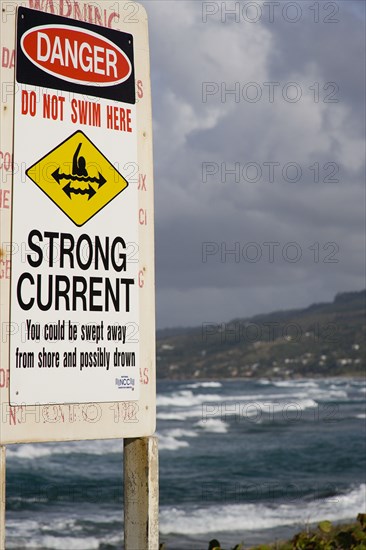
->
124;436;159;549
1;0;156;546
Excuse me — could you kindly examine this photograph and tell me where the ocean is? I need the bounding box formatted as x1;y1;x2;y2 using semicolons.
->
5;377;366;549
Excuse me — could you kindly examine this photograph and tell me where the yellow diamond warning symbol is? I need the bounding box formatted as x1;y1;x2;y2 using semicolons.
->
26;131;129;226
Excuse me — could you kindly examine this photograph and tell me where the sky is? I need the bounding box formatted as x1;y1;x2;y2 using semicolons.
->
140;0;366;329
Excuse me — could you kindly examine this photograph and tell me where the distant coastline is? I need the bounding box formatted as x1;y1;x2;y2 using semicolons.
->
156;289;365;380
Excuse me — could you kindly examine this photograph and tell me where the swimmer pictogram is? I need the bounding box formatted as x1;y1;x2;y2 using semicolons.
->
25;130;129;226
51;143;107;200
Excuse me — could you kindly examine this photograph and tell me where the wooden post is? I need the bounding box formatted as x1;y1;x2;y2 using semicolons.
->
0;446;5;550
124;436;159;550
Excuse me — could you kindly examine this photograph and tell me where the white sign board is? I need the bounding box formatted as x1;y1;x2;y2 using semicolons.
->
0;0;155;443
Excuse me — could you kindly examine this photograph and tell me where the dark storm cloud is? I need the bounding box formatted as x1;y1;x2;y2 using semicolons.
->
140;1;365;327
264;1;365;112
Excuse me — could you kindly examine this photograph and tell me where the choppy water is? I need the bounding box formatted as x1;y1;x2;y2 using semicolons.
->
6;377;366;549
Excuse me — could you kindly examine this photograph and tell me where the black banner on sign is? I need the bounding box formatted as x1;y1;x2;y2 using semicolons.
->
16;6;136;104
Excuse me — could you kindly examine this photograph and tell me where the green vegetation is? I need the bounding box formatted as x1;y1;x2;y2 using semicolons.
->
156;290;366;380
158;514;366;549
212;514;366;549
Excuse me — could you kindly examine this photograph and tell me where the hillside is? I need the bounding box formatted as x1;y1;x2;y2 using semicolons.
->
156;290;366;380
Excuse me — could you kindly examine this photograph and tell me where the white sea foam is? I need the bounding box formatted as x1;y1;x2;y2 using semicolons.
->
166;428;198;438
184;381;223;389
157;432;190;451
160;484;366;535
195;418;229;433
156;389;320;422
201;397;318;418
157;390;223;408
298;398;318;409
308;389;348;400
7;439;122;460
6;519;40;537
263;398;318;412
220;392;300;401
157;408;203;420
156;380;352;422
269;385;348;403
7;535;100;549
273;380;319;389
7;445;55;460
270;380;358;402
329;390;348;399
200;389;331;405
157;427;198;451
6;512;123;549
41;518;84;534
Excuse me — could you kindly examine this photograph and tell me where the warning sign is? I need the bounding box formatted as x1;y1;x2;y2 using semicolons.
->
26;131;129;226
16;6;135;103
8;6;144;408
1;0;155;443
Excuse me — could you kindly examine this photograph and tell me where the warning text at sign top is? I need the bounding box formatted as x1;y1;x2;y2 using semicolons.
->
21;90;133;132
